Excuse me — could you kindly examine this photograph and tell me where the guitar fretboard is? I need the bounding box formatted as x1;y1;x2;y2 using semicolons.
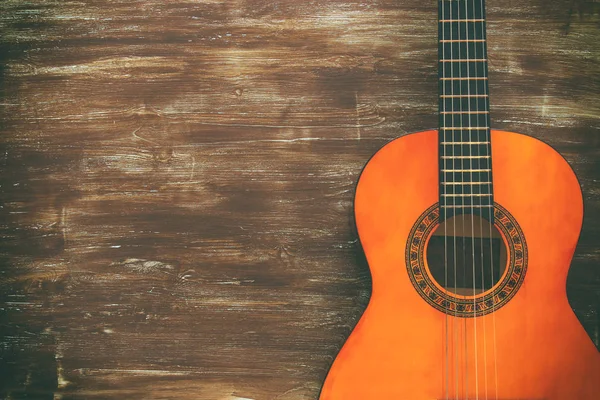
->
438;0;493;222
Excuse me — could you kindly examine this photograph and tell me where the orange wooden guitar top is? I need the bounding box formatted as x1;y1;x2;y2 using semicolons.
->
319;129;600;399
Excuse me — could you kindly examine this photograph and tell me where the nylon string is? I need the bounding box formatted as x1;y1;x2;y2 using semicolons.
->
448;2;461;398
441;1;450;399
470;0;489;398
476;0;499;397
462;0;480;398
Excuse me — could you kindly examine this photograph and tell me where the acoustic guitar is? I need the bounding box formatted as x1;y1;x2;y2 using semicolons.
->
319;1;600;398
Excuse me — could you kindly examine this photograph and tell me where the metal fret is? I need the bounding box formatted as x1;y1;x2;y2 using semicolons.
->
440;59;487;62
439;39;486;43
442;181;493;185
439;19;485;22
442;195;492;197
442;169;491;172
440;205;494;208
440;94;489;98
441;111;489;114
440;127;489;130
441;141;490;145
439;77;488;80
440;155;490;159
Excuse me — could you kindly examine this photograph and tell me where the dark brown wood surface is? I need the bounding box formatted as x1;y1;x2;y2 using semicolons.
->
1;1;598;398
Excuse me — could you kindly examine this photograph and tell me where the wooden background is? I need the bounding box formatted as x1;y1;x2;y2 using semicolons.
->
0;0;598;398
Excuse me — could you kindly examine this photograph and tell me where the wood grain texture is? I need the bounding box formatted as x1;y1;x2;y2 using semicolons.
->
0;0;598;398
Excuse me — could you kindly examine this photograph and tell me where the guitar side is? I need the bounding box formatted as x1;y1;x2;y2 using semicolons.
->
319;129;600;399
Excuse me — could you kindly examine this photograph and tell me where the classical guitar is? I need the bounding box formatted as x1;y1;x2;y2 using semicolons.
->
319;1;600;399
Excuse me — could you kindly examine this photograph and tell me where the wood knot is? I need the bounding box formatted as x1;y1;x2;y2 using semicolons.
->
153;147;173;163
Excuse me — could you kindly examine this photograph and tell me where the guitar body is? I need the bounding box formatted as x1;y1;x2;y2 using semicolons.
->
319;129;600;399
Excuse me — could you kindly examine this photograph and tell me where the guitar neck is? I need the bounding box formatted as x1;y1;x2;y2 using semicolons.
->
438;0;493;222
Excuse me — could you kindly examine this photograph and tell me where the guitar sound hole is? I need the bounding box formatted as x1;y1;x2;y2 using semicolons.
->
426;214;507;296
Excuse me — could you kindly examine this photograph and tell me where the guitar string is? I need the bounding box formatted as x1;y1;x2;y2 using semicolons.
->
455;1;469;396
477;0;499;397
441;1;450;399
461;0;480;398
472;0;489;397
448;2;460;398
472;0;490;397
